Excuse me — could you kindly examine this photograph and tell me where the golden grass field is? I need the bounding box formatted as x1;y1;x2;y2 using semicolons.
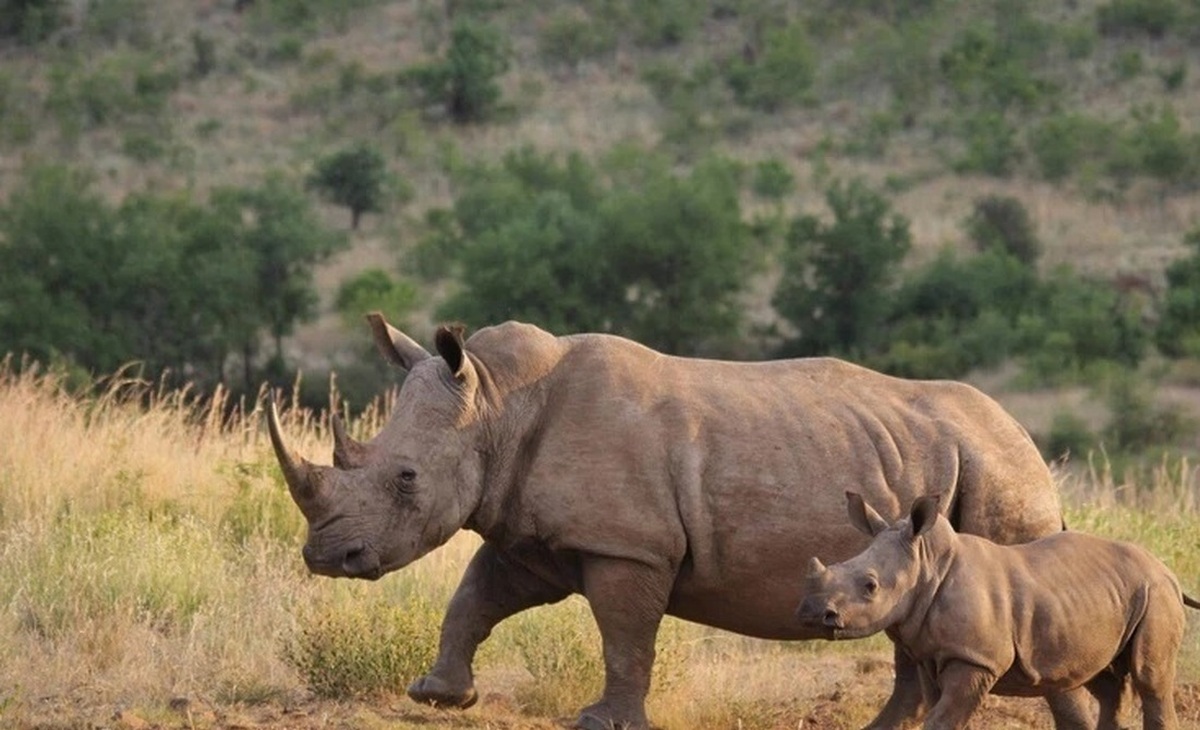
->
0;361;1196;729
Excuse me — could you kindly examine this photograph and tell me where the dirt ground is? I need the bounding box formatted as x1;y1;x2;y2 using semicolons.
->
17;658;1200;730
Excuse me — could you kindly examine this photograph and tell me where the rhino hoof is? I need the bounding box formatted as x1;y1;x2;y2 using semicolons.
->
575;706;646;730
406;675;478;709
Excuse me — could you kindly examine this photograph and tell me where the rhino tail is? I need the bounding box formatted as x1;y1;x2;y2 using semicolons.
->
1184;592;1200;611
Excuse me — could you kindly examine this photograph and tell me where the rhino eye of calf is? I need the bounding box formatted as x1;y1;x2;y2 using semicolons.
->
863;576;879;597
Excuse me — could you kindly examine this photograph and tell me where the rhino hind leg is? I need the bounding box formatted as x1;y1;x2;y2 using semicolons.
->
409;542;569;710
575;557;672;730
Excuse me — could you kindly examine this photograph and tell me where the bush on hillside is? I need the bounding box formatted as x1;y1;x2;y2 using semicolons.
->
0;0;65;44
307;142;390;229
774;177;912;357
966;195;1041;267
1096;0;1180;38
407;18;511;124
725;21;816;112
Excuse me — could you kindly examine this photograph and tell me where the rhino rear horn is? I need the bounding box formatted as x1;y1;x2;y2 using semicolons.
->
267;397;321;517
331;413;367;469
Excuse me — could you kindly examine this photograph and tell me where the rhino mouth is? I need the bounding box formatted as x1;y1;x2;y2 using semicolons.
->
830;626;878;641
303;540;384;580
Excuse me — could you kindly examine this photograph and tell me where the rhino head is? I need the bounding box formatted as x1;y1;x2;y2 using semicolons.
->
795;492;943;639
268;314;485;580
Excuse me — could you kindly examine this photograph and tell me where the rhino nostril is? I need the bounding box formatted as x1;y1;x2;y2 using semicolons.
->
344;545;366;564
823;609;840;627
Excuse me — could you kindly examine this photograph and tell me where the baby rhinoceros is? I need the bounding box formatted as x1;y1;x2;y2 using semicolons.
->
796;492;1200;730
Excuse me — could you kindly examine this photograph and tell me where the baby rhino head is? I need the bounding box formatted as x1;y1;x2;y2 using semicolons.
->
796;492;942;639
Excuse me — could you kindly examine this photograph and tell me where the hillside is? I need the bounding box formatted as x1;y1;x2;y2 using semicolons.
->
4;0;1200;444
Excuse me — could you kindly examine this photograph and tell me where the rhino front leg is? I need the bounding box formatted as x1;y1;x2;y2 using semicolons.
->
922;661;996;730
409;541;569;709
576;557;672;730
863;646;929;729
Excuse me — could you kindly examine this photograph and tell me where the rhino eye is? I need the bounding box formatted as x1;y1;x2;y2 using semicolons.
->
863;576;879;596
388;468;418;495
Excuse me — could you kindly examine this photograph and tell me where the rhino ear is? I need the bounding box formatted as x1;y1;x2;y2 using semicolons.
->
435;323;474;382
909;494;942;538
366;312;431;371
846;491;889;537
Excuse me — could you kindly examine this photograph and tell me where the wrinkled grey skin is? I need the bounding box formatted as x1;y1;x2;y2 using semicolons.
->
797;492;1200;730
269;314;1078;730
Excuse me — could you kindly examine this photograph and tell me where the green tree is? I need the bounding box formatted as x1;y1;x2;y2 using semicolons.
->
1017;266;1148;383
427;147;753;355
773;178;912;356
602;154;751;353
0;165;119;369
212;173;348;384
335;268;418;330
725;21;815;111
966;195;1041;267
1156;228;1200;358
876;247;1036;377
409;18;510;124
307;142;389;229
0;165;251;385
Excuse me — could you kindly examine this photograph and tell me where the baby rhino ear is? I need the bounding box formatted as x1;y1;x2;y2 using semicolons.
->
845;491;889;537
908;494;942;538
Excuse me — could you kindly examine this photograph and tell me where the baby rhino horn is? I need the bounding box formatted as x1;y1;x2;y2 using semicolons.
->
807;556;828;578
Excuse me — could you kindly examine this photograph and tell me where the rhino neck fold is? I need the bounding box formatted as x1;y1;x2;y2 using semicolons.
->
892;522;959;651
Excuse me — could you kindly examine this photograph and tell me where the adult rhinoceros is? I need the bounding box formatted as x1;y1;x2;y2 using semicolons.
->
268;314;1091;730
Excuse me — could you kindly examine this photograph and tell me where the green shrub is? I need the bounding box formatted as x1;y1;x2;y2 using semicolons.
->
1101;372;1195;453
725;21;815;111
966;195;1041;266
1042;411;1097;462
751;159;794;201
1096;0;1179;37
641;60;732;155
0;0;66;44
1159;62;1187;91
938;19;1053;112
286;596;440;698
1016;267;1149;384
407;18;511;124
1157;228;1200;358
537;8;616;70
626;0;707;48
84;0;152;48
335;268;418;330
1112;48;1144;80
1027;112;1115;181
953;110;1020;177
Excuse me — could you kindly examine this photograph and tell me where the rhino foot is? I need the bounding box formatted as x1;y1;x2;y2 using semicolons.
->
406;674;478;709
575;702;646;730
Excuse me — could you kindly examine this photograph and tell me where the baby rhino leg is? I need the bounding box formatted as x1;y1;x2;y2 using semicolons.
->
1127;587;1185;730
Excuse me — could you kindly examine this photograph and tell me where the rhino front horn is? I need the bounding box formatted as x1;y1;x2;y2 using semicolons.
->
807;556;828;578
267;397;320;515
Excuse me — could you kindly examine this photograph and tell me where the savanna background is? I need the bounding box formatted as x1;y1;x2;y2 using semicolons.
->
0;0;1198;727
